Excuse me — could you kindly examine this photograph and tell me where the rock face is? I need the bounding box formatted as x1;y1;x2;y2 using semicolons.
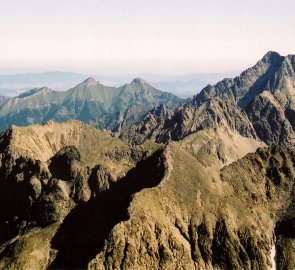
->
122;52;295;146
121;97;258;145
88;143;295;270
0;77;181;132
191;51;295;146
246;91;295;145
190;51;285;108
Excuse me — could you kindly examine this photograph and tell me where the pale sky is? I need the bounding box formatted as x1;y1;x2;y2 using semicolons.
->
0;0;294;74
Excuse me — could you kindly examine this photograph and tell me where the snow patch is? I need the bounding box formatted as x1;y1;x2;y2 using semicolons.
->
270;245;276;270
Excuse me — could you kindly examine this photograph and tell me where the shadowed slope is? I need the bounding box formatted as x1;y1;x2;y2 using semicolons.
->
48;149;166;269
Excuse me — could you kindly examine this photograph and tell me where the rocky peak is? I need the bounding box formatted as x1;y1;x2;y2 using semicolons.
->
131;77;148;85
189;51;288;110
261;51;284;64
79;77;98;87
18;86;51;98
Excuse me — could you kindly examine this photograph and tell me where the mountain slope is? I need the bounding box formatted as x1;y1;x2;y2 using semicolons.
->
0;120;266;269
192;51;295;145
190;51;285;108
121;97;258;145
0;121;164;269
89;142;295;270
0;120;294;269
0;78;181;132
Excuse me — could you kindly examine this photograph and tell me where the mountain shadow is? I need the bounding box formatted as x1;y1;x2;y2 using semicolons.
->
48;149;166;269
275;218;295;239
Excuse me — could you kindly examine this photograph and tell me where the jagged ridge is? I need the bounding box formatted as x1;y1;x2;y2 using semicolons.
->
122;52;295;146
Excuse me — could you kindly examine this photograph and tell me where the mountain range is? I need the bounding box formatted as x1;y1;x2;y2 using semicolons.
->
0;77;180;132
0;71;239;97
0;51;295;270
122;51;295;147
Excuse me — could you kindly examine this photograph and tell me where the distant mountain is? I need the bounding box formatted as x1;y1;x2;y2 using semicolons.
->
0;71;240;97
0;95;9;106
0;71;89;96
122;51;295;146
0;77;181;132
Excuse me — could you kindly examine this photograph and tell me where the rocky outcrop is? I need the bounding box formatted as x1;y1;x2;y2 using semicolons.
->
0;121;165;270
121;97;257;145
89;143;295;270
120;104;174;145
246;91;295;145
49;149;167;269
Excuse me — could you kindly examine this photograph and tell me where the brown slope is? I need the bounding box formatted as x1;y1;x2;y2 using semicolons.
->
0;119;294;269
0;121;164;269
90;142;295;270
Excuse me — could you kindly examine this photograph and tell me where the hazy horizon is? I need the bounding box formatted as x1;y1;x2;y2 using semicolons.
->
0;70;242;98
1;0;294;75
